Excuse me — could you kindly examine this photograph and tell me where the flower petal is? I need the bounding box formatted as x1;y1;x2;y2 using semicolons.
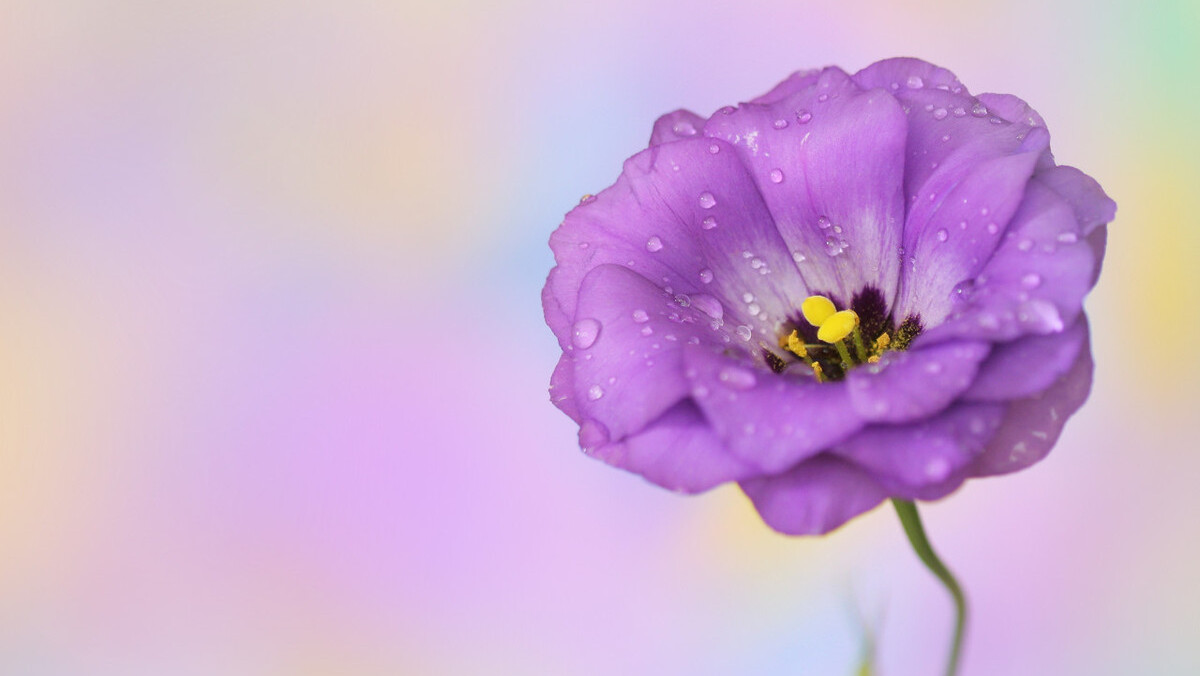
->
545;136;811;344
591;401;758;494
649;109;708;146
892;144;1046;325
844;340;990;423
704;67;907;308
739;455;888;535
571;264;720;440
682;344;864;474
750;68;821;104
963;316;1088;402
969;329;1095;477
549;353;580;423
833;402;1005;493
919;178;1100;344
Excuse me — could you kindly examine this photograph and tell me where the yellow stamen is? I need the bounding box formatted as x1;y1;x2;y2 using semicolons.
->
875;332;891;351
811;361;824;382
817;310;860;343
867;355;880;364
801;295;837;327
785;330;808;359
834;340;855;367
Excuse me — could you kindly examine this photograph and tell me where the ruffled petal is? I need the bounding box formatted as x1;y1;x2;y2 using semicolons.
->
919;178;1100;344
970;330;1095;477
571;264;724;440
750;68;822;104
649;109;708;146
590;401;757;494
833;402;1005;493
545;136;811;344
739;455;888;535
892;143;1046;325
964;316;1088;402
703;67;907;308
844;340;990;423
682;344;864;474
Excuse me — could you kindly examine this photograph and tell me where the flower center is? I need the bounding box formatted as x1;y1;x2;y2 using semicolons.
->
763;288;922;382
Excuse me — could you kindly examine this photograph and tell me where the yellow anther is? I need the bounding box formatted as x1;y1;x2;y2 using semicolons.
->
875;333;891;351
867;355;880;364
801;295;837;327
811;361;824;382
785;330;808;358
817;310;860;344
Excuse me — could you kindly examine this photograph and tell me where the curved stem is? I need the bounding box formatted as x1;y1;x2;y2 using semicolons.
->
891;499;967;676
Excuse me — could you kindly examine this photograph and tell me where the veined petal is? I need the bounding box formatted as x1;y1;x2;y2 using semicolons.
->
591;401;757;494
740;455;888;535
682;344;864;474
704;67;907;309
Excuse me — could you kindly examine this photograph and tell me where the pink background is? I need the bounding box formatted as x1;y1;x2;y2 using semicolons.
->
2;1;1197;673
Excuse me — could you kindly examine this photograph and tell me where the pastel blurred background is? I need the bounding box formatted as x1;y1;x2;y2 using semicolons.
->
1;0;1197;674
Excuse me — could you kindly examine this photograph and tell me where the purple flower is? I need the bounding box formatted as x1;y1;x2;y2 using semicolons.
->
542;58;1115;535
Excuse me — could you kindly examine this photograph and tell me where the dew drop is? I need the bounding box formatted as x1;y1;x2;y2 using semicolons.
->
736;325;753;341
699;268;714;284
817;215;832;230
1057;231;1079;243
1017;239;1033;252
769;168;784;183
952;107;967;117
987;223;999;234
924;361;943;374
742;292;755;303
1021;273;1042;289
646;236;663;252
936;228;949;242
587;385;605;401
708;143;720;154
719;366;757;389
818;93;829;102
632;309;650;323
747;303;761;316
796;110;813;123
571;318;601;349
971;103;989;117
701;216;717;230
579;194;596;204
773;118;789;129
824;237;848;256
792;251;807;263
906;75;925;89
698;191;717;209
932;107;948;120
674;293;691;308
640;326;653;336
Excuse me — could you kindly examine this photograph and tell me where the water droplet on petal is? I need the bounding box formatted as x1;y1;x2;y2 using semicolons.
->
1021;273;1042;289
1057;231;1078;243
796;110;813;123
932;107;948;120
742;292;755;303
646;236;663;252
571;318;602;349
769;168;784;183
824;237;848;256
977;313;1000;330
792;251;806;263
952;107;967;117
971;103;989;117
773;118;789;129
736;325;753;341
708;143;720;154
747;303;761;316
817;215;832;230
925;361;943;374
701;216;717;230
987;223;999;234
1017;239;1033;252
674;293;691;308
640;326;653;336
719;366;757;389
698;191;717;209
699;268;714;284
936;228;949;242
587;385;605;401
906;75;924;89
632;309;650;323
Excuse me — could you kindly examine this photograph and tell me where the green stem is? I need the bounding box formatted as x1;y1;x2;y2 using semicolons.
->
891;499;967;676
